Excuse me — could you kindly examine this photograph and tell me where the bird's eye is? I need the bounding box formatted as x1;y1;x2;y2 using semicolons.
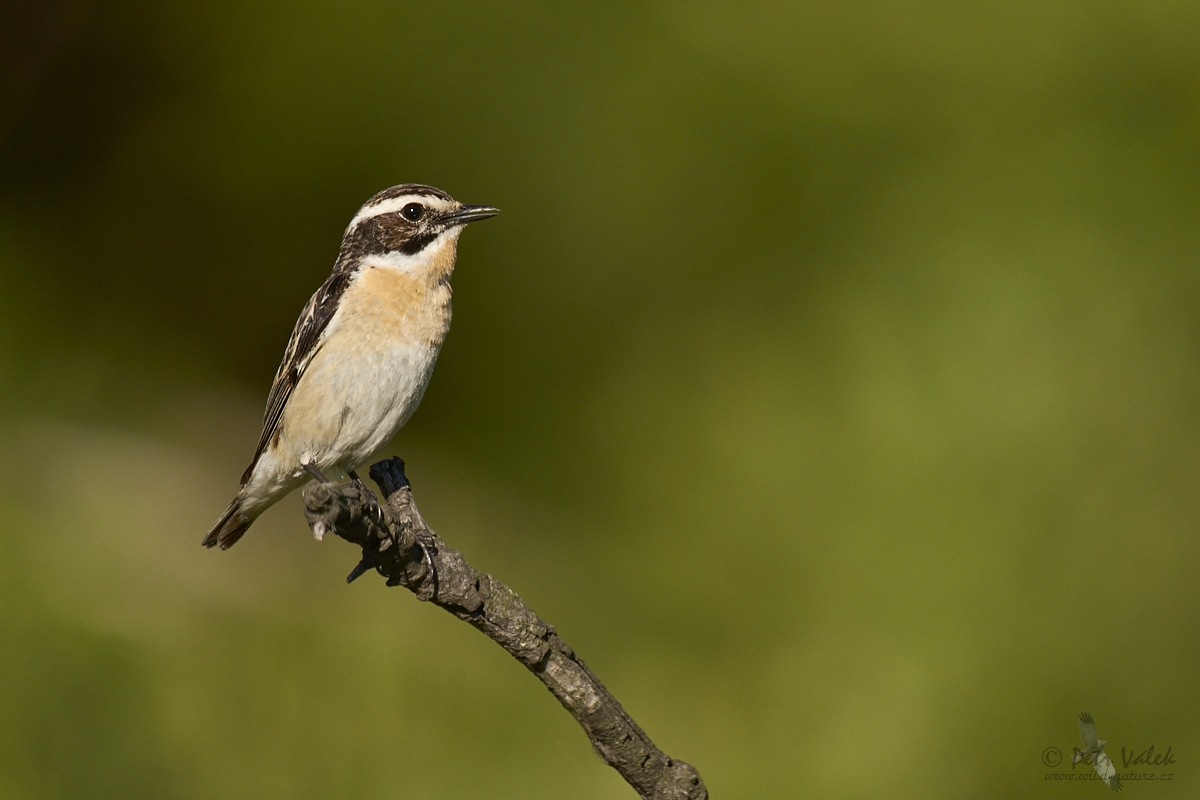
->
400;203;425;222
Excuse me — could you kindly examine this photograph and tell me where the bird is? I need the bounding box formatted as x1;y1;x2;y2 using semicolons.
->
1073;711;1122;792
203;184;498;550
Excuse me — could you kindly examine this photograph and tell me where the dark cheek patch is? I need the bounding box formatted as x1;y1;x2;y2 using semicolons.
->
350;215;438;257
399;229;438;256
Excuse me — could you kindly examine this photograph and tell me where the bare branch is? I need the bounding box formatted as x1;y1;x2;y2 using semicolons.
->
301;457;707;800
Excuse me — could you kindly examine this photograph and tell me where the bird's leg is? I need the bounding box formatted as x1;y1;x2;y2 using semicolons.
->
303;462;332;484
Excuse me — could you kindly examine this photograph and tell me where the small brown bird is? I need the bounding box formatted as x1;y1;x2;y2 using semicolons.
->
204;184;498;549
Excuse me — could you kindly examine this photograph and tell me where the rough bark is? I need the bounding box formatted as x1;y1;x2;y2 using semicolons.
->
300;457;707;800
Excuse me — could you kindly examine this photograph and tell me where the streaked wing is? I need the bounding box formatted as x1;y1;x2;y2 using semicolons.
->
240;269;354;484
1079;712;1100;749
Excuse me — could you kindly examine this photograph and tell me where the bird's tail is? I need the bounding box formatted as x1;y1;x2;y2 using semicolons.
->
203;497;253;549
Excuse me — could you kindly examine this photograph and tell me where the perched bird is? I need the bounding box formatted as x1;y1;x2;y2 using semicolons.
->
204;184;498;549
1073;711;1122;792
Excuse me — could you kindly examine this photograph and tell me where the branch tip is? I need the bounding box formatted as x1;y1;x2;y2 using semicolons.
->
368;457;410;498
302;455;705;800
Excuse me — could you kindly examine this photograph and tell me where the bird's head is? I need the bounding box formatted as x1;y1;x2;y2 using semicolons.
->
339;183;499;273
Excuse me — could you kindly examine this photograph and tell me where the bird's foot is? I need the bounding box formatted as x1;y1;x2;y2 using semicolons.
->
416;532;439;601
347;470;387;527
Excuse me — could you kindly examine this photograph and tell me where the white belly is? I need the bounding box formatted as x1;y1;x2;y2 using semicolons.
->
240;335;442;515
285;334;440;471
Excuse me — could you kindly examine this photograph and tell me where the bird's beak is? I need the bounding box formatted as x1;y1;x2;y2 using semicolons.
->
441;204;500;226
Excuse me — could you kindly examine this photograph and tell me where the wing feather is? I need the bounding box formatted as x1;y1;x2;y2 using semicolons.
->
240;269;354;485
1079;711;1100;749
1093;751;1122;791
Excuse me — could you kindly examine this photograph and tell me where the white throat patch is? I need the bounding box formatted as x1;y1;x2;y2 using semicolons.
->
359;228;462;274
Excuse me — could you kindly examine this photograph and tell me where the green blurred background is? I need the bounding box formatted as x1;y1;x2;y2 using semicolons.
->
2;1;1197;797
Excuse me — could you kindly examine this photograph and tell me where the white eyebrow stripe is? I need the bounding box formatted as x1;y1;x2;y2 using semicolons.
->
346;195;453;232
